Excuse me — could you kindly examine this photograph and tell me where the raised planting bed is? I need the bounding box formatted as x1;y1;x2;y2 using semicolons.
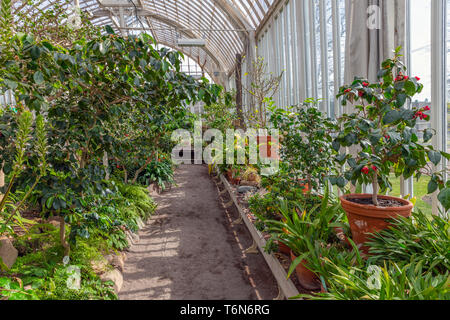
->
215;172;301;300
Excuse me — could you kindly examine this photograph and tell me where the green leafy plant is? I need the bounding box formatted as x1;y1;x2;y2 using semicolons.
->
366;210;450;275
330;48;449;207
295;261;449;300
139;156;175;190
270;99;337;193
256;186;345;278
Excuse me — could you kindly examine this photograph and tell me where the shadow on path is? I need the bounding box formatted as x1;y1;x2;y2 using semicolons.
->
119;164;278;300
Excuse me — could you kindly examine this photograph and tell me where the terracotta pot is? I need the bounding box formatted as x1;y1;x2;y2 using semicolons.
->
290;250;321;291
277;241;291;255
298;181;310;195
333;227;352;247
257;136;279;160
340;194;413;253
226;168;241;185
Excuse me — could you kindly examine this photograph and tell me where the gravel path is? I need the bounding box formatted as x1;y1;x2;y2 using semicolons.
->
119;164;278;300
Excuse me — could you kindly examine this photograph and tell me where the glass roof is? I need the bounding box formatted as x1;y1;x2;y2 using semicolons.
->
13;0;276;77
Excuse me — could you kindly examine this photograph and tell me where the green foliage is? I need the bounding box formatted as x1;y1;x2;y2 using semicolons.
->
331;48;449;206
0;0;13;39
139;156;175;190
3;232;116;300
296;261;449;300
0;277;40;300
270;99;338;192
203;91;237;132
366;210;450;275
255;186;345;276
294;210;449;300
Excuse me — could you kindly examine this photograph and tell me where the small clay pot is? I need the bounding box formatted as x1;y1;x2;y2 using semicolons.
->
334;227;352;247
290;250;321;291
340;194;413;254
277;241;291;255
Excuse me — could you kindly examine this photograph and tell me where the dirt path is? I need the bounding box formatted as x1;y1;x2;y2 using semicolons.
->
119;164;278;300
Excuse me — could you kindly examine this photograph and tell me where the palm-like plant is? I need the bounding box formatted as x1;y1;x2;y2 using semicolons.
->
257;186;345;278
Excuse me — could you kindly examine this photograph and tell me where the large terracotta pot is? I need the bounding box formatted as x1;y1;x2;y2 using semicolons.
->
340;194;413;253
277;241;291;255
290;250;321;291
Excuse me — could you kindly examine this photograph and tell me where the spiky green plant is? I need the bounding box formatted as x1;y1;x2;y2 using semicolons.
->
0;110;33;216
5;115;49;225
0;0;13;39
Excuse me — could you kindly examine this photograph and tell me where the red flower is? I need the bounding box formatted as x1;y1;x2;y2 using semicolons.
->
403;76;409;81
415;76;420;81
125;134;129;137
362;82;369;87
423;106;430;111
414;110;429;120
361;167;370;175
344;88;351;93
372;165;378;172
116;165;121;169
385;135;390;140
358;91;364;97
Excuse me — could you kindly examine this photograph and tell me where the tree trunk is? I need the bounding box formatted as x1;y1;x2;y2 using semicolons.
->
58;217;70;256
235;53;245;130
372;172;379;207
103;151;109;180
131;150;156;185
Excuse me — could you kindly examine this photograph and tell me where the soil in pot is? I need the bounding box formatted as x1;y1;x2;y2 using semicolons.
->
290;250;321;291
340;194;413;254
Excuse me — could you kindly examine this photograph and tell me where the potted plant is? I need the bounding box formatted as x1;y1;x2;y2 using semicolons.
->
330;48;449;251
270;99;338;194
258;187;345;290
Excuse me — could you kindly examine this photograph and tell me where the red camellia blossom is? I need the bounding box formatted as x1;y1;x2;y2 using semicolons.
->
414;110;429;120
372;165;378;172
415;76;420;81
362;82;369;87
385;135;390;140
361;167;370;175
404;76;409;80
423;106;430;111
358;91;364;97
344;88;351;93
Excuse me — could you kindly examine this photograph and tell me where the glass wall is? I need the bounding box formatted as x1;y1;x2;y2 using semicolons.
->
409;0;433;214
255;0;346;112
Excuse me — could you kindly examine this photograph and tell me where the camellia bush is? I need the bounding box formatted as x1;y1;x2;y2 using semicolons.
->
330;48;449;209
0;18;221;247
270;98;338;193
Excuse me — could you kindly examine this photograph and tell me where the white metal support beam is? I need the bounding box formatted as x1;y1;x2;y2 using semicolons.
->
92;9;225;73
331;0;342;119
319;0;330;115
431;0;447;215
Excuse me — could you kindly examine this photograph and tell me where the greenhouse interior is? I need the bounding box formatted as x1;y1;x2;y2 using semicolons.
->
0;0;449;304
